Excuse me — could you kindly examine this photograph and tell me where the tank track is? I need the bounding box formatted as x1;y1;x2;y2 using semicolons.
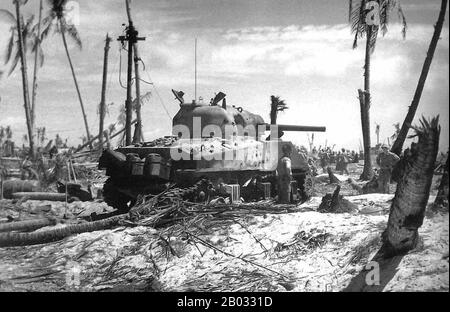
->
164;178;214;202
103;178;213;212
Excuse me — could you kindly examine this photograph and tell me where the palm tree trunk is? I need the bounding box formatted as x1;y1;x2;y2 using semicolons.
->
99;34;111;149
31;0;43;137
0;214;126;247
0;218;57;233
359;26;374;180
391;0;448;156
14;0;35;158
382;117;440;257
59;20;92;149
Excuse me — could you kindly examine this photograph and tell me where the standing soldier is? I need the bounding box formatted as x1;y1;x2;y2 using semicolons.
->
339;148;350;175
320;150;329;174
376;144;400;193
277;144;293;203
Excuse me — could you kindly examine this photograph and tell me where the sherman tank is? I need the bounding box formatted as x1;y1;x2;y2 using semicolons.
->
98;90;326;211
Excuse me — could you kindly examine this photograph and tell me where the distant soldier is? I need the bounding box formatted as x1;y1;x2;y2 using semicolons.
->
338;148;350;175
320;151;329;173
376;144;400;194
21;157;39;180
277;144;293;204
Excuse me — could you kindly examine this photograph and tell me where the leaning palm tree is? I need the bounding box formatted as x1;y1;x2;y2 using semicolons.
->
0;0;42;157
40;0;92;148
269;95;288;125
349;0;407;180
390;0;447;156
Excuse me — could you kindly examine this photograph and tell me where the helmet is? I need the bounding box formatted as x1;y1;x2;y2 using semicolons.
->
282;144;292;155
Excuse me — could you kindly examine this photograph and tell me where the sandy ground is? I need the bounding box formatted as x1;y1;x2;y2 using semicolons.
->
0;163;448;292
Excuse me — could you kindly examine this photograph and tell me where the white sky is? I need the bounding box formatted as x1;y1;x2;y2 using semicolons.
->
0;0;448;152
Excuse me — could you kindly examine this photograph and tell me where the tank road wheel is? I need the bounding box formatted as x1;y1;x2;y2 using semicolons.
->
103;178;133;212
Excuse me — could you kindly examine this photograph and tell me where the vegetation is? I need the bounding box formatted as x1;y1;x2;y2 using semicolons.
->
349;0;407;180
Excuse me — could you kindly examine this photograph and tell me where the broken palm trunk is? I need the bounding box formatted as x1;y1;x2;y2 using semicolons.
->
382;117;440;257
0;214;126;247
12;192;67;201
0;218;57;233
327;167;340;184
318;185;357;213
348;174;380;195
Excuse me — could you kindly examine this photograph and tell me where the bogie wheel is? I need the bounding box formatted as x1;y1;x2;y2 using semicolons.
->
103;178;133;212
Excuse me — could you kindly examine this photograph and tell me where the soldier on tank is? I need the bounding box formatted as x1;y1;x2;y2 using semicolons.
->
277;144;293;203
376;144;400;194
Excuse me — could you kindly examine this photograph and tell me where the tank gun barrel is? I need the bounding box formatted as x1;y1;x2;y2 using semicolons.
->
264;124;326;132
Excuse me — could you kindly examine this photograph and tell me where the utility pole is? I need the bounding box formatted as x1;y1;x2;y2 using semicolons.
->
133;42;143;143
118;0;145;146
194;38;197;102
99;34;111;149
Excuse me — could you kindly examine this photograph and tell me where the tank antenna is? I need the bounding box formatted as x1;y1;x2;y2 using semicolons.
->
194;38;197;103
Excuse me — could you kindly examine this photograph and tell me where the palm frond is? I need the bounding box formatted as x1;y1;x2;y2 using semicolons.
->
47;0;67;19
350;0;367;49
5;33;15;64
0;9;17;25
8;52;20;76
40;15;55;41
397;3;407;39
65;23;82;49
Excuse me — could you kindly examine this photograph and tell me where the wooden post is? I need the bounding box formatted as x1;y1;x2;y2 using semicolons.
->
99;34;111;149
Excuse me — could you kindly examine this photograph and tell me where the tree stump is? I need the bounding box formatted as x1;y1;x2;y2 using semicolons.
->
318;185;357;213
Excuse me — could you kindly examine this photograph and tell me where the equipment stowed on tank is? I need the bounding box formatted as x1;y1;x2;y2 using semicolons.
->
98;90;326;212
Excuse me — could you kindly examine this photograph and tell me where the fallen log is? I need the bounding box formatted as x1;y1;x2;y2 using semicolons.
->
0;214;127;247
347;178;363;193
12;192;67;201
0;218;57;233
1;180;39;199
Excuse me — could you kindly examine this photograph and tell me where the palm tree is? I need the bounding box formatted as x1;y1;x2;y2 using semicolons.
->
390;0;448;156
382;117;440;257
40;0;92;148
31;0;44;132
269;95;288;125
0;0;41;157
349;0;407;180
